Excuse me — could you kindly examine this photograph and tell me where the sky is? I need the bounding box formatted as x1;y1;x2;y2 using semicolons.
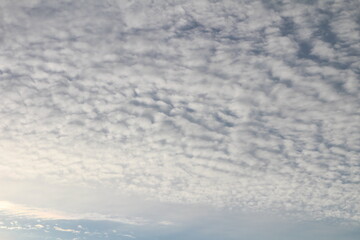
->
0;0;359;239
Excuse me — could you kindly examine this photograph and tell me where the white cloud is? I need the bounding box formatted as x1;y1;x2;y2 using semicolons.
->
34;224;44;229
54;226;79;234
0;0;359;226
122;234;136;239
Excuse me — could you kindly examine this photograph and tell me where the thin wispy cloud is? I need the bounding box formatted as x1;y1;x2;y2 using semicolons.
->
0;200;148;225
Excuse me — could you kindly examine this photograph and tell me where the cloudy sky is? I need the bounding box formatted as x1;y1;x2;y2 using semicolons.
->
0;0;359;239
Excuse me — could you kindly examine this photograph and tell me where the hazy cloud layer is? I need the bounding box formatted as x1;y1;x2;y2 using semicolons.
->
0;0;359;224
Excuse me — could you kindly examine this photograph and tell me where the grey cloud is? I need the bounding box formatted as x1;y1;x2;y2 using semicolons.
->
0;0;359;223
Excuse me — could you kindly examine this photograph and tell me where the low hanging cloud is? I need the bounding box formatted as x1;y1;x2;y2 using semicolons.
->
0;0;359;224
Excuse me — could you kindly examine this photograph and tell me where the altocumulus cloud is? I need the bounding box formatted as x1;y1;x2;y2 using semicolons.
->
0;0;359;228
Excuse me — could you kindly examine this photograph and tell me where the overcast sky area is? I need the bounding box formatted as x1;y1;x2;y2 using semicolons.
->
0;0;359;239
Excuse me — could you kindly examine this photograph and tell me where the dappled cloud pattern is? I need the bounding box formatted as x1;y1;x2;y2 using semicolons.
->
0;0;359;223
